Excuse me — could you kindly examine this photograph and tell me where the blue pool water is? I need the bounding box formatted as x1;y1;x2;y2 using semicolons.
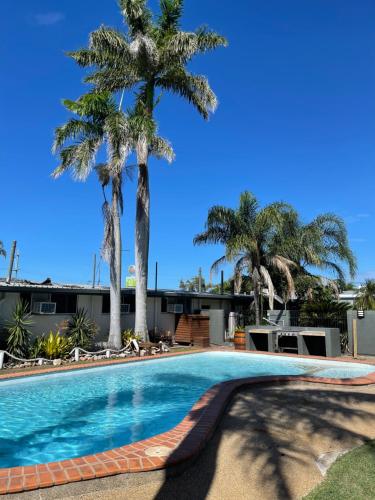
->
0;352;373;468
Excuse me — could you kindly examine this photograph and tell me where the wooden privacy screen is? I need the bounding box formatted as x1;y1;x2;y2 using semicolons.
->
175;314;210;347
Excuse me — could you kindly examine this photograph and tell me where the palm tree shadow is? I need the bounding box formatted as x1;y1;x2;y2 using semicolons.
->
153;382;375;500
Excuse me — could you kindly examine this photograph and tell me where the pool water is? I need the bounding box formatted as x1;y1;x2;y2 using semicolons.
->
0;352;373;468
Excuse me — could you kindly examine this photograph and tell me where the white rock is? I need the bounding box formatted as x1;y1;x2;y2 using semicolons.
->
53;359;62;366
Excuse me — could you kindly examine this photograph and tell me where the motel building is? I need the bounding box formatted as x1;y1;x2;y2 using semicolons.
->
0;279;253;346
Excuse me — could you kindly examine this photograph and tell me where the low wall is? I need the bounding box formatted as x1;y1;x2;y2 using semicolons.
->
347;310;375;356
245;325;341;357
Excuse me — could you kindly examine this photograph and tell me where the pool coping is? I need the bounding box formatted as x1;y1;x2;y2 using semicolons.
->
1;349;375;495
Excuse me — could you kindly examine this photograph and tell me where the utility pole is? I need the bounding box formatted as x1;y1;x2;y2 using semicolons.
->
220;270;224;295
92;253;97;288
198;267;202;293
6;241;16;284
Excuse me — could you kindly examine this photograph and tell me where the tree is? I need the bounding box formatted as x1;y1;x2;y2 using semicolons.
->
0;241;5;258
289;213;356;281
179;274;206;292
194;191;298;325
6;301;33;357
52;92;131;348
68;0;227;339
52;92;173;347
355;279;375;310
276;213;357;302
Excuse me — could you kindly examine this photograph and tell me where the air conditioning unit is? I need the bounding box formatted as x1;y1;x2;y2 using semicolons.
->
168;304;183;314
121;303;130;314
32;302;56;314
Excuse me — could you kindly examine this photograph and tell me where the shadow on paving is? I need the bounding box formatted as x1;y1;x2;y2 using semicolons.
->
153;383;375;500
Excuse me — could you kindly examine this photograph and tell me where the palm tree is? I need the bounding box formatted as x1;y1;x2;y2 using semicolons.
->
52;92;130;348
355;279;375;310
194;192;299;325
276;213;357;301
290;214;356;281
68;0;227;339
52;92;173;347
0;241;5;258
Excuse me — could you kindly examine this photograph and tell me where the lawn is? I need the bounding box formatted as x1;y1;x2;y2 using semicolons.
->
305;440;375;500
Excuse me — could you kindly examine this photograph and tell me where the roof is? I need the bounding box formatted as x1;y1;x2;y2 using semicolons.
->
0;278;251;300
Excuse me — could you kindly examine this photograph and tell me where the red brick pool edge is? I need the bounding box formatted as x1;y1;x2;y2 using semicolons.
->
1;350;375;495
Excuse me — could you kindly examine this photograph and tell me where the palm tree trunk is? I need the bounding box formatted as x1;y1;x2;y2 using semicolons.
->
134;160;150;340
253;274;261;326
107;182;122;349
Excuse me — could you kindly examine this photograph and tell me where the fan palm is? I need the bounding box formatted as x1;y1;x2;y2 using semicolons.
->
68;0;227;338
194;192;299;325
355;279;375;310
52;91;131;349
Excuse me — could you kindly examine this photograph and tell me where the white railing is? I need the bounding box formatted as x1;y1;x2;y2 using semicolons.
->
0;350;53;369
69;343;134;362
0;340;170;370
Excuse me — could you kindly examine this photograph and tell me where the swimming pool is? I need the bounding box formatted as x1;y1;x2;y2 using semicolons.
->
0;352;373;468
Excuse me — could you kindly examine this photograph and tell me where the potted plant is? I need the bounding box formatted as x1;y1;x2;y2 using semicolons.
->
234;325;246;350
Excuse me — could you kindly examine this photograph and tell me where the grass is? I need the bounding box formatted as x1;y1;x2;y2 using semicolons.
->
305;440;375;500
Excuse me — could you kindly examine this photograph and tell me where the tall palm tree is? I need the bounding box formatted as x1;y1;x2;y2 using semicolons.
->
194;192;299;325
355;279;375;310
0;241;5;258
68;0;227;339
52;92;131;348
52;92;173;347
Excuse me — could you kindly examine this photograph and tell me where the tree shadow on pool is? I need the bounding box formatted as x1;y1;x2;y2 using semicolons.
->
153;383;375;500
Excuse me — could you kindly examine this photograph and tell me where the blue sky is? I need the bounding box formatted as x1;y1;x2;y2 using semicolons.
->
1;0;375;289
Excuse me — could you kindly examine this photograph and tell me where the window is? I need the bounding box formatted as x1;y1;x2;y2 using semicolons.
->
102;294;110;314
102;294;135;314
20;292;31;312
51;293;77;314
161;297;189;314
24;292;77;314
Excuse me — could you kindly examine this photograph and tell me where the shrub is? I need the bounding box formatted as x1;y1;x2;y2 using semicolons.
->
122;329;142;346
38;331;73;359
6;301;33;357
29;336;45;359
67;309;97;348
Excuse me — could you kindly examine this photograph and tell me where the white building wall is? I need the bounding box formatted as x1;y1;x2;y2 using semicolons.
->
0;291;226;342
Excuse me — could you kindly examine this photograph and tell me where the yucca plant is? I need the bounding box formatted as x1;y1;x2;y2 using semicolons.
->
67;308;97;348
6;301;33;357
41;331;73;360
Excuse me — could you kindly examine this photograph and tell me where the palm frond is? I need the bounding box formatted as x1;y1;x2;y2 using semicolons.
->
119;0;152;36
157;68;217;119
158;0;183;32
259;265;275;310
271;255;296;300
149;136;175;163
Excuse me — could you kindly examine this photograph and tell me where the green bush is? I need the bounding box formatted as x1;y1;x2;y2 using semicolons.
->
67;309;97;348
6;301;33;357
33;331;73;360
122;329;142;346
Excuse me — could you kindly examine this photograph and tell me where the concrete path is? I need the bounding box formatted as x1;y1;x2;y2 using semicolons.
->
11;382;375;500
